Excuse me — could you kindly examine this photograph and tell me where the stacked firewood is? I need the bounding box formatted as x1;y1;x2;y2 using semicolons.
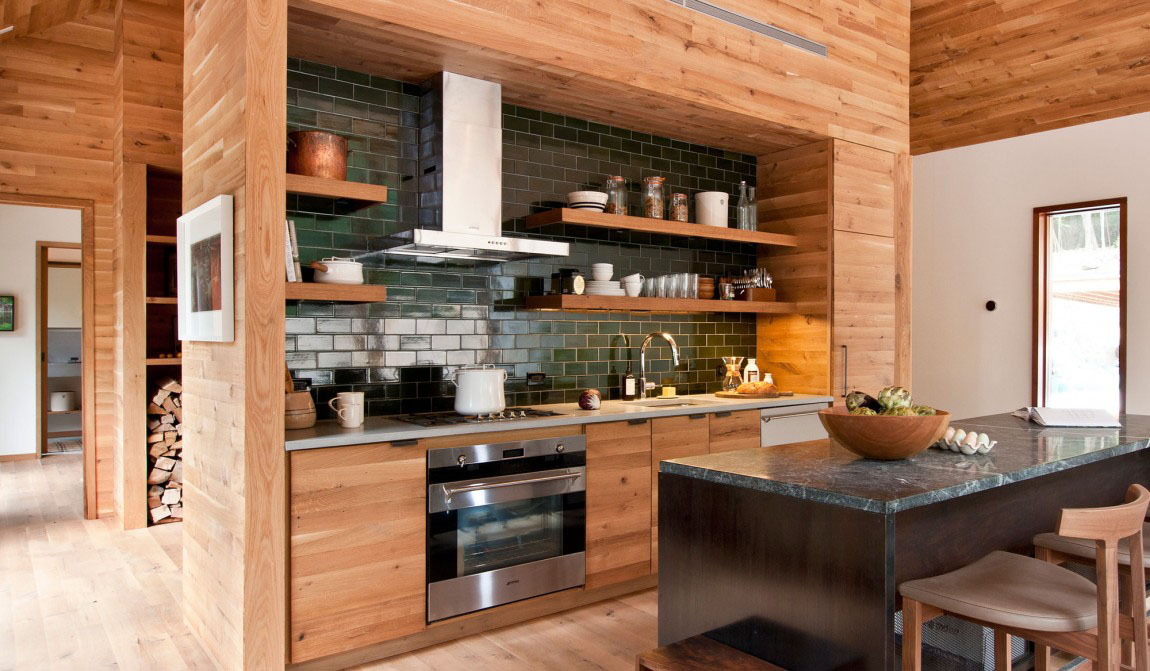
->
147;377;184;524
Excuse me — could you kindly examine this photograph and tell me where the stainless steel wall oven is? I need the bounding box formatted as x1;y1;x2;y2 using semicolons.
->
426;435;587;622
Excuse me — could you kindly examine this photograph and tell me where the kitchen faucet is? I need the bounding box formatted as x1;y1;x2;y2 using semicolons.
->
638;332;680;399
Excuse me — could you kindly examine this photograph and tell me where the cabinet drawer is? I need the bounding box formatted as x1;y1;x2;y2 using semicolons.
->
709;410;760;453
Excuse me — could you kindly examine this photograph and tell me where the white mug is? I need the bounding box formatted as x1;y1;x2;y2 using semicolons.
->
328;391;365;428
620;273;644;283
623;281;642;297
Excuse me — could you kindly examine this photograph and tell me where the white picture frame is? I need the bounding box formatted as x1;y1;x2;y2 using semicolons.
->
177;195;234;342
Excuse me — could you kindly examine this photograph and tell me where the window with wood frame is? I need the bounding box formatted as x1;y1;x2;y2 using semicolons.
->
1033;198;1127;415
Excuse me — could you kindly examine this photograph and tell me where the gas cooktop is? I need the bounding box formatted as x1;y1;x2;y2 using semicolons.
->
389;408;562;427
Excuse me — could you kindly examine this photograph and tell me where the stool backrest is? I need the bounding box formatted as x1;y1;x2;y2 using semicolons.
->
1057;484;1150;671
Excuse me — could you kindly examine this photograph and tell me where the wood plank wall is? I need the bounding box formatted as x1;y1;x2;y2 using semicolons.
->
756;141;834;395
288;0;911;155
0;15;120;516
911;0;1150;154
181;0;286;665
112;0;183;528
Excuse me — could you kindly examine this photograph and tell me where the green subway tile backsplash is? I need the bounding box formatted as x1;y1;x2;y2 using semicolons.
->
285;58;759;418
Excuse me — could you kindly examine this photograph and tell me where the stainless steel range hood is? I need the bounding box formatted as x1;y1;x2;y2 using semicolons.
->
382;72;570;262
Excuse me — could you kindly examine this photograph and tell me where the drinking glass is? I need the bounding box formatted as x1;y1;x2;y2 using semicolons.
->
687;273;699;299
654;276;666;298
673;274;687;298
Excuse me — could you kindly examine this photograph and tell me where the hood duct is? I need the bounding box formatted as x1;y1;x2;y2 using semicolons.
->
380;72;570;262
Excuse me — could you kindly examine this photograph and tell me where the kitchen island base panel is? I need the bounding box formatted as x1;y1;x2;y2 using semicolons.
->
658;448;1150;671
285;574;657;671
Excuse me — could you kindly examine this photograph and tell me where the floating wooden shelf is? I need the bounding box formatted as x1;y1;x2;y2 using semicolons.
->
146;358;182;366
47;409;81;415
145;296;178;305
145;235;177;244
285;282;388;302
525;294;824;314
285;173;389;210
525;208;799;247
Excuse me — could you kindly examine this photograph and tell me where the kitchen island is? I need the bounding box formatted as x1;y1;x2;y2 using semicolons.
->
657;413;1150;671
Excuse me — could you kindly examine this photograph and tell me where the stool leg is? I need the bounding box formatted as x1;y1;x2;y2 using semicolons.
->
1123;573;1136;667
903;598;924;671
1034;643;1052;671
994;630;1011;671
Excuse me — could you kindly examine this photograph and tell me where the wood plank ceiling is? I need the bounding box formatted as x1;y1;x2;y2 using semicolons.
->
287;0;910;156
0;0;113;39
911;0;1150;154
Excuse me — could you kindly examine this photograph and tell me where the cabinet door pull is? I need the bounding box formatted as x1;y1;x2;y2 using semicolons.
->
390;439;420;447
714;411;732;418
841;344;848;397
688;413;706;420
627;418;648;425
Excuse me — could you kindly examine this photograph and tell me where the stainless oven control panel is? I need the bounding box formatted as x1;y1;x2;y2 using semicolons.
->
427;435;586;470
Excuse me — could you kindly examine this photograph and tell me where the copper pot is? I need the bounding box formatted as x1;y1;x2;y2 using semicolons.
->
287;131;348;180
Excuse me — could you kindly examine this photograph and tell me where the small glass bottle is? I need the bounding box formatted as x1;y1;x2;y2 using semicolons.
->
605;176;627;215
736;181;753;231
668;193;688;222
743;357;760;384
642;176;665;219
746;186;757;231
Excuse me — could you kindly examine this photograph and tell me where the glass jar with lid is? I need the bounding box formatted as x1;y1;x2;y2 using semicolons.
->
642;176;665;219
604;176;627;215
668;192;688;222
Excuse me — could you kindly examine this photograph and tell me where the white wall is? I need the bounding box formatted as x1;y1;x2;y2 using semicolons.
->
48;266;82;328
913;113;1150;419
0;204;81;455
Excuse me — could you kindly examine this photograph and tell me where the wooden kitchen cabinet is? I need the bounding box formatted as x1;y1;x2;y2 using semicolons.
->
650;414;711;571
708;410;761;453
585;419;652;589
831;230;897;400
288;443;427;663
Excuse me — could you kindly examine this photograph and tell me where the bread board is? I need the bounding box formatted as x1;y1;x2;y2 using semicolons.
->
715;390;785;399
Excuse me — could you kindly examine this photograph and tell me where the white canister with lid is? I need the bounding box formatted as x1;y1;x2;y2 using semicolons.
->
695;192;728;227
451;364;508;416
50;391;76;412
311;257;364;285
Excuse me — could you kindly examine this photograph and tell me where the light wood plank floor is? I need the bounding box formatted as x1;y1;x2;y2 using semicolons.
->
1;454;658;671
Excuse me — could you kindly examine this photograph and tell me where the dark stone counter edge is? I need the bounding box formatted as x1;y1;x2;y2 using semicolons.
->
659;437;1150;514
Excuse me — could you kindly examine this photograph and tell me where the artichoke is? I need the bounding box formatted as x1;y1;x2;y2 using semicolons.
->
882;406;917;416
912;404;936;416
850;407;878;416
845;391;881;413
877;386;913;410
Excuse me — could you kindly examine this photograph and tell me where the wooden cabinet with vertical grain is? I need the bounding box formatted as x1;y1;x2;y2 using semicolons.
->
585;419;652;589
709;410;761;454
651;414;710;571
289;443;427;663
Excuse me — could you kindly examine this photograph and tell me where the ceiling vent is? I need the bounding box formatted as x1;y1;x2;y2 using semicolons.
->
666;0;828;58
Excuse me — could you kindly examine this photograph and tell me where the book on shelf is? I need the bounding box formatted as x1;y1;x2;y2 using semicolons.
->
288;219;302;282
283;219;296;282
1011;407;1120;428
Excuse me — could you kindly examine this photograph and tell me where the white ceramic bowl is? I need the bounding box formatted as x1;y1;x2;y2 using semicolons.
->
567;191;608;211
590;264;613;281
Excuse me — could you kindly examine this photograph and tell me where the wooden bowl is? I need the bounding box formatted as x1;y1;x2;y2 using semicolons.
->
818;406;951;460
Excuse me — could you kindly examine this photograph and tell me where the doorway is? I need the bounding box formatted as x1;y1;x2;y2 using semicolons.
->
38;242;84;456
1033;198;1127;415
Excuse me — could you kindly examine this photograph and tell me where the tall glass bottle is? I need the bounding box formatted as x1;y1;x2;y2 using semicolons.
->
736;181;752;231
746;186;757;231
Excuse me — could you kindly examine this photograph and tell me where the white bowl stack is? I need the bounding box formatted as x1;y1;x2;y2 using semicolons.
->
586;263;624;295
567;191;608;212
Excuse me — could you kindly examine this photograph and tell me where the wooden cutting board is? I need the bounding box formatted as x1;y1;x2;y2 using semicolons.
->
715;390;790;399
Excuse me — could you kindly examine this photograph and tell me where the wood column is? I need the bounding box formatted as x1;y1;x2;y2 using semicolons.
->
181;0;286;665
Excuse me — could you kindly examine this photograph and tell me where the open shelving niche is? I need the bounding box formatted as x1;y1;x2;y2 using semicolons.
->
523;208;818;316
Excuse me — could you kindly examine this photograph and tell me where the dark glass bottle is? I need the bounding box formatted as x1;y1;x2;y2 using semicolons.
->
622;360;637;401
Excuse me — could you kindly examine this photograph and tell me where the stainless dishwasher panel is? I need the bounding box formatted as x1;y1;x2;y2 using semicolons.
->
760;402;830;447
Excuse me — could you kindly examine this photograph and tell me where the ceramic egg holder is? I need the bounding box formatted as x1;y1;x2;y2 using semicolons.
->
934;427;996;455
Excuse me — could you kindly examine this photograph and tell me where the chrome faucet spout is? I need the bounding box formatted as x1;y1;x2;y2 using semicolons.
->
637;332;680;399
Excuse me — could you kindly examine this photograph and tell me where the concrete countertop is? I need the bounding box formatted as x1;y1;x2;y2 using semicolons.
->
284;393;833;451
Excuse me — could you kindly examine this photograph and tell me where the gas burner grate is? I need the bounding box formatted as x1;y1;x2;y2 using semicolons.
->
389;408;561;427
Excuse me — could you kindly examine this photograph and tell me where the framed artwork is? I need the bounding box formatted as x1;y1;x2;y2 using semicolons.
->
0;295;13;331
177;195;234;342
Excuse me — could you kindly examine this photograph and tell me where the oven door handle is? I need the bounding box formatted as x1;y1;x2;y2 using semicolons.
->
429;468;586;513
444;472;581;501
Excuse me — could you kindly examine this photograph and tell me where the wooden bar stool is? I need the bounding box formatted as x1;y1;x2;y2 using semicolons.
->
1035;515;1150;669
900;484;1150;671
